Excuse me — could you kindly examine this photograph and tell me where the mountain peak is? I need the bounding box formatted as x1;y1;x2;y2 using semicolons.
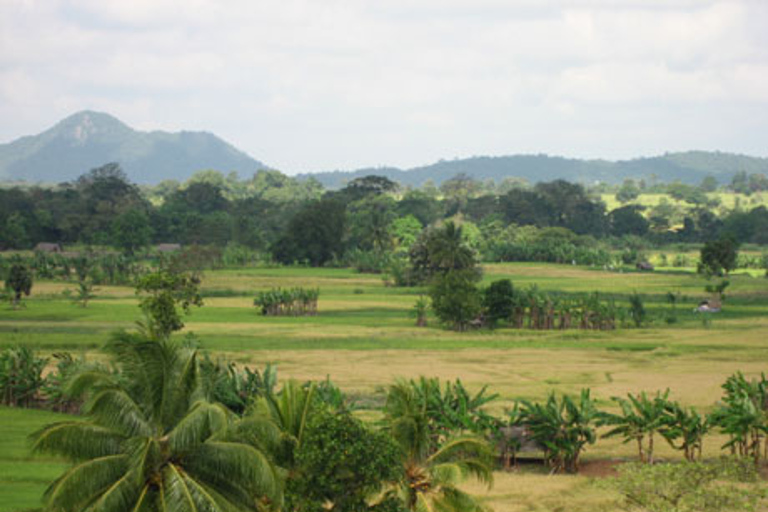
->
0;112;267;183
52;110;133;144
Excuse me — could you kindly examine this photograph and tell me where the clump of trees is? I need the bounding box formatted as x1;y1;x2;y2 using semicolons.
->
254;287;320;316
478;281;631;331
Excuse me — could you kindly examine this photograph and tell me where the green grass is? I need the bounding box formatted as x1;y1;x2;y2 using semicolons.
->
0;407;72;512
1;263;766;353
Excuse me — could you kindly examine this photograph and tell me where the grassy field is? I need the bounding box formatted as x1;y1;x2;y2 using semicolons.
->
1;262;768;511
600;191;768;212
0;407;70;512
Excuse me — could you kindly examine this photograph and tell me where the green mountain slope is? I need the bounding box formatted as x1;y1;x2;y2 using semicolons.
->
0;111;269;184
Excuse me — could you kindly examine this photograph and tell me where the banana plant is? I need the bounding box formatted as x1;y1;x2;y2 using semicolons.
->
710;372;768;463
598;390;672;464
516;389;599;473
659;402;710;461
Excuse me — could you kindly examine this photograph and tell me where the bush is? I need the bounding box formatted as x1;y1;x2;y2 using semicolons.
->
5;261;32;308
289;410;402;512
346;249;393;274
609;459;765;512
254;287;319;316
698;237;739;277
0;346;46;407
629;292;647;327
483;279;515;328
429;269;482;331
42;352;86;413
482;226;613;266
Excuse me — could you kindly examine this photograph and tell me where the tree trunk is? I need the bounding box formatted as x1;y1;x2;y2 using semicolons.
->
648;433;654;464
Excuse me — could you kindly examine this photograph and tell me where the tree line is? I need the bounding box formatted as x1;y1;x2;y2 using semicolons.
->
2;164;767;265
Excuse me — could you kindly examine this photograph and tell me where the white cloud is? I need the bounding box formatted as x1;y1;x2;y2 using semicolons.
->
0;0;766;171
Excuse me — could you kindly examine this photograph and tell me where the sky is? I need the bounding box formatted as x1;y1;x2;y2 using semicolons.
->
1;0;767;173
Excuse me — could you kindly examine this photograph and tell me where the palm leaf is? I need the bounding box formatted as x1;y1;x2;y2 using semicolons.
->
43;454;128;511
31;421;125;461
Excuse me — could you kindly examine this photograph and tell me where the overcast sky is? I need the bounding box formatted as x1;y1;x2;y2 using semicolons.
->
1;0;767;173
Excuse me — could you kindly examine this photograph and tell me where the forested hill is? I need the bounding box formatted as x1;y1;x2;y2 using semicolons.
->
0;111;269;184
3;111;767;187
298;152;768;188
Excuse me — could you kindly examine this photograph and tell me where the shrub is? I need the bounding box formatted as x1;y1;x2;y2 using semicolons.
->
608;459;765;512
429;269;482;331
289;410;402;512
199;357;277;414
135;269;203;339
254;287;319;316
0;346;46;407
483;279;515;328
410;295;429;327
42;352;87;413
698;237;739;277
346;248;393;274
5;261;32;308
629;292;646;327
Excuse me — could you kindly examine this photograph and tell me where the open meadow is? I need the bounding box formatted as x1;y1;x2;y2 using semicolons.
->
600;191;768;212
2;262;768;511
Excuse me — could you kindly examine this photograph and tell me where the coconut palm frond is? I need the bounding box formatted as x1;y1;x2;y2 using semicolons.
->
185;441;281;503
43;455;128;511
168;401;230;454
31;421;126;460
86;387;152;437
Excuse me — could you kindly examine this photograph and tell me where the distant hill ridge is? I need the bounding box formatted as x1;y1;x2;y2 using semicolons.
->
297;151;768;189
0;111;269;184
2;111;767;186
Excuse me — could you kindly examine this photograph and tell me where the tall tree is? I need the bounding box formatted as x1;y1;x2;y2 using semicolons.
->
698;237;738;277
271;198;347;266
135;270;203;339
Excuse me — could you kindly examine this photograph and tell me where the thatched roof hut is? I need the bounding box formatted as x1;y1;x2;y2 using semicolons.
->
156;243;182;253
34;242;63;253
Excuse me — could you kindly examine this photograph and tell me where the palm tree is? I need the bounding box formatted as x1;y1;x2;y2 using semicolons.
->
383;381;493;512
428;221;476;273
31;332;282;512
245;379;317;473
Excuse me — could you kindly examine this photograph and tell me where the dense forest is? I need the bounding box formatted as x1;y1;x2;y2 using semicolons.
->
1;163;767;268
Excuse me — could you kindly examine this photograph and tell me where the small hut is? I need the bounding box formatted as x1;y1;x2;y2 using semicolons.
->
34;242;63;253
156;243;182;253
695;299;722;313
636;261;654;271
